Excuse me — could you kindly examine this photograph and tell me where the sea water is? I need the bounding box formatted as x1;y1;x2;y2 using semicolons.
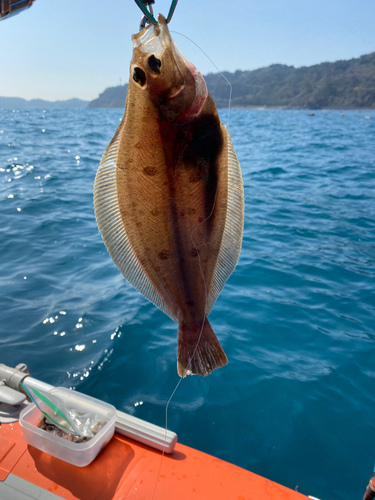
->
0;108;374;500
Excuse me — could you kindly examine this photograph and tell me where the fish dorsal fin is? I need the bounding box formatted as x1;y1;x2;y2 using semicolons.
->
206;126;244;315
94;124;178;323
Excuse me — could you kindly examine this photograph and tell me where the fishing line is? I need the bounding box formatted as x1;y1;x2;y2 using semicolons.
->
151;32;230;500
150;377;183;500
151;189;219;500
151;183;220;500
151;188;220;500
188;186;220;370
171;30;233;128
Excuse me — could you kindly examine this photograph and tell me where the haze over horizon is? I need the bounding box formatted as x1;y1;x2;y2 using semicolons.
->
0;0;374;102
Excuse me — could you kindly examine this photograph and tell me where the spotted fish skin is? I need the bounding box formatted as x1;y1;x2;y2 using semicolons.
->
94;15;244;377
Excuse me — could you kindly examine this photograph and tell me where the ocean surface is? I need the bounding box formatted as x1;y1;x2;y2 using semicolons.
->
0;107;374;500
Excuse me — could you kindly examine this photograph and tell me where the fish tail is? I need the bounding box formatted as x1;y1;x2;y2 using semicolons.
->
177;318;228;377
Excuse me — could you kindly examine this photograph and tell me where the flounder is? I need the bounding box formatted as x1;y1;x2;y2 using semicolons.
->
94;15;244;377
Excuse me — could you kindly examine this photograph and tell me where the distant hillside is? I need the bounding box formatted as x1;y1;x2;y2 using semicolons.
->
0;97;89;109
87;85;128;109
88;52;375;109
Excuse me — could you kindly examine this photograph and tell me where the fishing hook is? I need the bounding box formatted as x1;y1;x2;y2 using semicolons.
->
134;0;179;30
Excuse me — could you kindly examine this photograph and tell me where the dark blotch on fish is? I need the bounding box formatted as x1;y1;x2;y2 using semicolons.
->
144;166;158;176
188;172;201;183
150;207;162;216
185;115;223;164
159;250;170;260
184;114;222;225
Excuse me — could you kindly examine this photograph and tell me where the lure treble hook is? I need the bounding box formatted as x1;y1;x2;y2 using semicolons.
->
134;0;179;30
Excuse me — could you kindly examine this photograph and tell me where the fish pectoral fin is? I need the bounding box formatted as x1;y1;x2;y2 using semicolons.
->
177;318;228;377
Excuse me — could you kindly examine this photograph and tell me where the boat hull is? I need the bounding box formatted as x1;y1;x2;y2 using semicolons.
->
0;421;306;499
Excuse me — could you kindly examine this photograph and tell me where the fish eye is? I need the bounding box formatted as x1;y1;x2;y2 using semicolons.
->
148;55;161;72
133;67;146;86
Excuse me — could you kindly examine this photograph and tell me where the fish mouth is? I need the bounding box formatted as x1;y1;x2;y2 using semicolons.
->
131;14;186;69
132;15;169;59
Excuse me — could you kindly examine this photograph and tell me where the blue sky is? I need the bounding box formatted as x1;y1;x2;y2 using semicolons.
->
0;0;374;101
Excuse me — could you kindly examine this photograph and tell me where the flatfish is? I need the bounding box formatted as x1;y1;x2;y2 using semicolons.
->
94;15;244;377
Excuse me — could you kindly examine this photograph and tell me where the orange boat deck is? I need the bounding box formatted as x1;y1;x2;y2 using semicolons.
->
0;421;307;499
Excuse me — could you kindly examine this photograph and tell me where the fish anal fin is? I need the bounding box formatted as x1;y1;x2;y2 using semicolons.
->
177;318;228;377
206;126;244;315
